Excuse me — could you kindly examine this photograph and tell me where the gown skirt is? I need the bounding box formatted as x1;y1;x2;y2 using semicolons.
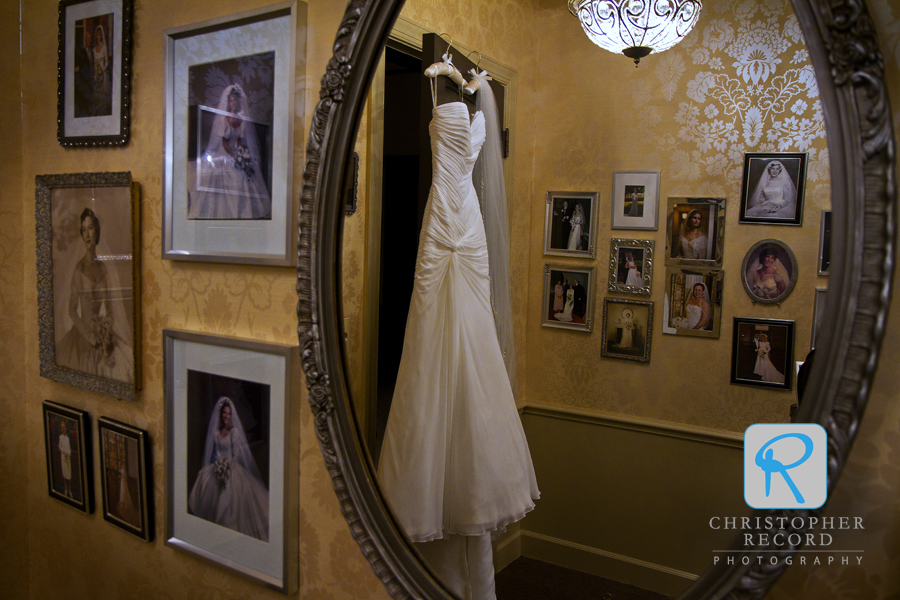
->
378;102;539;544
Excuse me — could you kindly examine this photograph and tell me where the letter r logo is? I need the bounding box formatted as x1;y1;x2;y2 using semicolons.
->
744;424;827;509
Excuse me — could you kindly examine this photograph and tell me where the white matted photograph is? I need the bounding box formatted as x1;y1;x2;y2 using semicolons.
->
165;329;299;592
163;1;305;265
661;268;723;338
58;0;132;146
611;171;660;230
543;191;598;258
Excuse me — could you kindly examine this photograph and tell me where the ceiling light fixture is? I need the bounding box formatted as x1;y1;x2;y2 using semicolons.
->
568;0;702;66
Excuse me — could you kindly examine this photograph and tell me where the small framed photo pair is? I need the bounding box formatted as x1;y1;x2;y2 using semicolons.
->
543;191;599;258
607;239;654;296
665;197;725;267
35;172;141;401
739;152;808;226
610;171;660;230
542;264;595;332
731;317;795;390
601;298;653;363
58;0;133;147
163;1;305;265
43;401;93;514
98;417;153;541
661;268;723;338
741;239;799;304
818;210;832;275
165;329;300;592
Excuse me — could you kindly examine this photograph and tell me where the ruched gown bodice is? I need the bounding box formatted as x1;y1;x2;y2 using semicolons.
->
378;102;539;543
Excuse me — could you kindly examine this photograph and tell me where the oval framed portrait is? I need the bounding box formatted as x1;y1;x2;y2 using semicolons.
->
741;239;798;304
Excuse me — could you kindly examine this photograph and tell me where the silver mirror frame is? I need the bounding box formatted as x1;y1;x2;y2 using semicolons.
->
297;0;896;598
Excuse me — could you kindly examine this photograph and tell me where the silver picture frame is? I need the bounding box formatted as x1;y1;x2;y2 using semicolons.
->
164;328;299;593
57;0;133;147
665;197;726;267
661;267;723;339
35;172;142;401
162;1;304;265
542;190;598;258
610;170;660;230
541;263;595;332
607;238;653;296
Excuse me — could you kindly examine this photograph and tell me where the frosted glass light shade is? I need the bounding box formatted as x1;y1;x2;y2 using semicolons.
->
568;0;702;65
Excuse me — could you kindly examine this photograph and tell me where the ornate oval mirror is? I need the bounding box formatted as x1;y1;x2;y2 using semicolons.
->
298;0;895;597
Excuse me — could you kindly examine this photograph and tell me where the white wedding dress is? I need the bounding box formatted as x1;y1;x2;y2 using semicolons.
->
754;341;785;383
555;289;575;322
624;261;642;286
379;102;539;544
684;304;703;329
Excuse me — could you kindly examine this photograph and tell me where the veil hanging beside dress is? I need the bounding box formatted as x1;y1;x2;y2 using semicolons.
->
472;72;516;393
188;84;271;220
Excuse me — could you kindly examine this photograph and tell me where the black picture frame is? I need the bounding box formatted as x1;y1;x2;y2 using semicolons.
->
98;417;153;541
730;317;795;391
43;401;93;513
57;0;133;147
738;152;808;226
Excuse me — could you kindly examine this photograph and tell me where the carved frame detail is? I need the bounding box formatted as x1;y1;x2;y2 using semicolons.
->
296;0;896;598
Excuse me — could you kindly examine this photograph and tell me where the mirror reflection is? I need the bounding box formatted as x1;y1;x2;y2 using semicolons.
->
339;0;830;597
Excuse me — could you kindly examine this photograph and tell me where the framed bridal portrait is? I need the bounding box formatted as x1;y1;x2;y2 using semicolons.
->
163;1;305;265
731;317;795;391
741;239;799;304
541;264;594;332
164;329;299;591
43;401;93;514
610;170;660;230
601;298;653;363
35;172;141;401
98;417;153;541
607;239;653;296
739;152;808;226
661;268;723;338
665;197;725;267
543;191;598;258
58;0;133;147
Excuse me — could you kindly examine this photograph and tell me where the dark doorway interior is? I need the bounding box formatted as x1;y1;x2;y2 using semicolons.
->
375;45;424;462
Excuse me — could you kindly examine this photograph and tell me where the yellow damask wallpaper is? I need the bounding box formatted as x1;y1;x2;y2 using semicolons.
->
2;0;389;598
523;0;828;431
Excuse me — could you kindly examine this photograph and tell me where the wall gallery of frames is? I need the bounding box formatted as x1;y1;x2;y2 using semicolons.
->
3;0;900;599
